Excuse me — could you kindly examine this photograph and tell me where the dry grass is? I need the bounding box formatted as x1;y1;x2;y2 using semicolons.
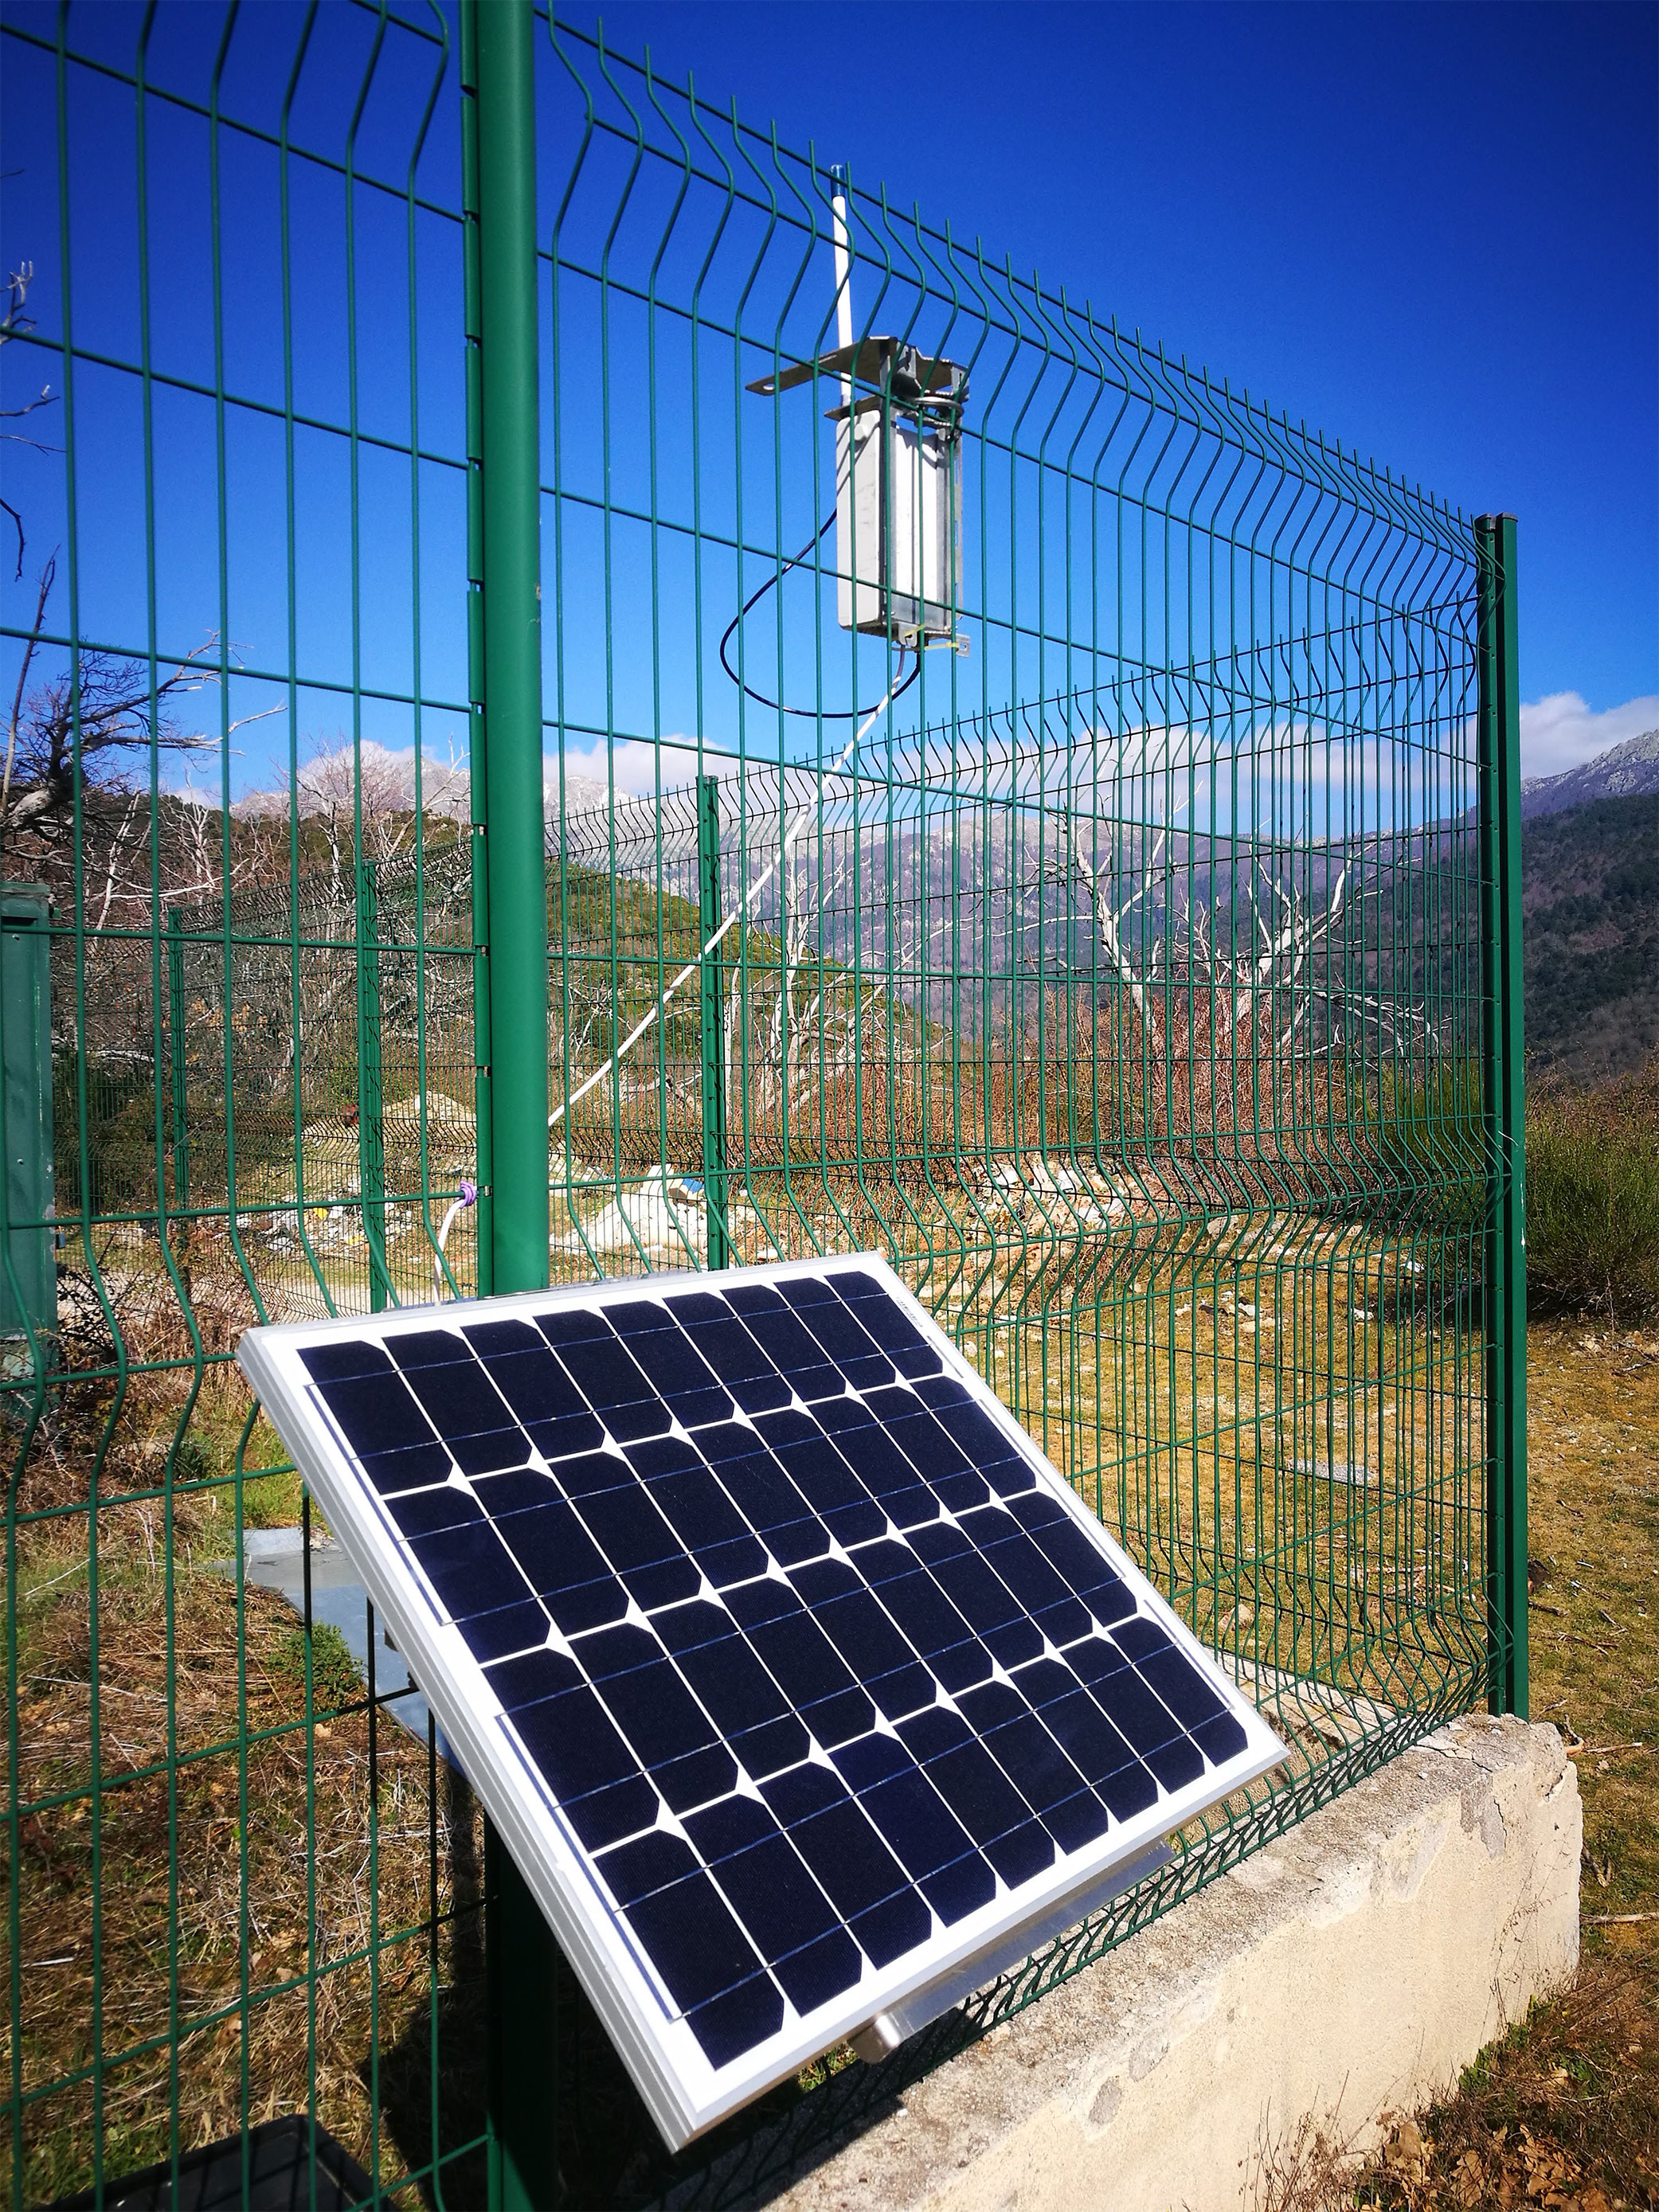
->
1248;1319;1659;2212
2;1528;487;2206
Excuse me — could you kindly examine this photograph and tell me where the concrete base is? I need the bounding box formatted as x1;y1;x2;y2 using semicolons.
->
745;1717;1580;2212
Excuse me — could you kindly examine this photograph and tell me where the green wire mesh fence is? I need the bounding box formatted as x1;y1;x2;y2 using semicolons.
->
2;3;1524;2206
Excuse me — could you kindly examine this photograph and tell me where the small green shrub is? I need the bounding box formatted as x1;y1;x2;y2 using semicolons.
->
1527;1061;1659;1323
1361;1059;1485;1232
266;1620;362;1714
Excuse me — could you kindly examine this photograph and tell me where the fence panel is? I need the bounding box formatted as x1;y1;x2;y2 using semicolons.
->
1;6;1516;2206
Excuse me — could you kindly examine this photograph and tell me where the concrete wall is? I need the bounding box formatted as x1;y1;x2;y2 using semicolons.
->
716;1717;1580;2212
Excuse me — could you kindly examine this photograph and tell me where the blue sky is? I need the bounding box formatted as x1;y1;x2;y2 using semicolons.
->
1;0;1653;796
564;0;1659;776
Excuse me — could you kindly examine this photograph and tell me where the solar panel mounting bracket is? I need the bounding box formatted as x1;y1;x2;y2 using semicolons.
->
847;1836;1173;2061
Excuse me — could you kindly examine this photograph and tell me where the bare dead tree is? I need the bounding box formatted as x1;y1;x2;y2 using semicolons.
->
1;262;60;580
1;635;217;856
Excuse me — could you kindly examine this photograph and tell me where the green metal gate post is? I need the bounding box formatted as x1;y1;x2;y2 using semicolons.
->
354;856;389;1311
698;776;730;1271
1477;511;1528;1718
464;0;558;2203
166;908;189;1218
0;885;56;1362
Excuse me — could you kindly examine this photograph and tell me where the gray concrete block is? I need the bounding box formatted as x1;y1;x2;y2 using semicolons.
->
714;1716;1580;2212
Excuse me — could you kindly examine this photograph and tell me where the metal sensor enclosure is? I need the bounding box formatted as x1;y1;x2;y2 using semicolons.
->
747;335;968;644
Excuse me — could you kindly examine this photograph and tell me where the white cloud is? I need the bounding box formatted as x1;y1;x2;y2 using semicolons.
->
555;735;713;799
1519;692;1659;782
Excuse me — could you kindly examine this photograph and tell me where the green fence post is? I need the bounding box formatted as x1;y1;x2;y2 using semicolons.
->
698;775;730;1271
0;885;55;1358
354;856;389;1311
464;1;558;2205
1477;511;1528;1718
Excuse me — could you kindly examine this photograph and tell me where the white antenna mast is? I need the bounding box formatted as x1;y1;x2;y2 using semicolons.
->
830;163;853;404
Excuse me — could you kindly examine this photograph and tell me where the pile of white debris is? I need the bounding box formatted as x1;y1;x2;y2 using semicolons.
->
556;1165;780;1264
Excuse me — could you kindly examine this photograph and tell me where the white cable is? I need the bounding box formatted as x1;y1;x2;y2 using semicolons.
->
547;681;898;1134
432;1179;476;1300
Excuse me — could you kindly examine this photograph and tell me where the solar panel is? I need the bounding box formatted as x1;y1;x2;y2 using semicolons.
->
238;1255;1282;2147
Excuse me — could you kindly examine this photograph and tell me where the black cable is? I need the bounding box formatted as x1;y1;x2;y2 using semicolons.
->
718;511;921;718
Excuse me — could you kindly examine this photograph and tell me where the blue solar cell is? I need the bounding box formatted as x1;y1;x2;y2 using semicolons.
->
756;1776;926;1956
608;1312;734;1426
574;1630;739;1809
700;1432;831;1566
855;1765;977;1886
788;1561;920;1687
812;1399;935;1524
300;1339;394;1384
654;1606;810;1773
829;1730;913;1792
389;1326;478;1371
849;1888;937;1966
686;1975;786;2068
633;1460;769;1586
1137;1645;1227;1729
386;1483;483;1541
407;1521;530;1621
596;1829;699;1908
1010;1659;1152;1815
1195;1711;1250;1766
906;1522;1046;1666
932;1470;994;1514
859;1387;972;1483
753;1412;890;1545
389;1335;530;1477
542;1326;673;1444
726;1284;843;1401
465;1319;607;1458
493;1500;628;1633
470;1466;560;1517
605;1299;678;1335
536;1307;613;1346
666;1295;793;1413
570;1486;701;1608
958;1510;1095;1644
917;1849;998;1923
1022;1520;1136;1623
484;1646;581;1714
769;1926;865;2014
726;1593;875;1746
1059;1639;1203;1792
707;1832;849;1972
358;1438;456;1495
315;1370;436;1460
781;1282;895;1391
755;1758;847;1824
831;1276;944;1379
853;1552;992;1690
623;1869;766;2012
958;1690;1109;1849
929;1401;1023;1469
456;1598;554;1666
511;1682;649;1815
547;1448;636;1499
1004;1491;1067;1533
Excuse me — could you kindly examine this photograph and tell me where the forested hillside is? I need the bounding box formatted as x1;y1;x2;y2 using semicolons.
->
1524;792;1659;1077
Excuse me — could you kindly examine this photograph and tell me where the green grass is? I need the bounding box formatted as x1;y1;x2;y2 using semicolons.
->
1528;1060;1659;1323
